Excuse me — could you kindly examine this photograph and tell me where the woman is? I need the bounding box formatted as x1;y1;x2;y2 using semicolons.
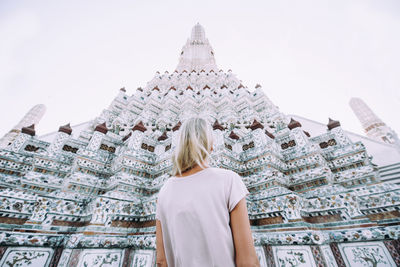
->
156;117;260;267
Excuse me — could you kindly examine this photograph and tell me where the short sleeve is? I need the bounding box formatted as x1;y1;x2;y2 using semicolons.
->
227;172;249;212
155;180;169;221
155;197;161;221
155;184;165;221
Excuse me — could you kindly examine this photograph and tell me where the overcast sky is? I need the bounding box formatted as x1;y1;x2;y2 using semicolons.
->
0;0;399;139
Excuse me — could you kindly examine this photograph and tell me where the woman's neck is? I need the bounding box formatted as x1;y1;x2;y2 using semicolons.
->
177;163;209;177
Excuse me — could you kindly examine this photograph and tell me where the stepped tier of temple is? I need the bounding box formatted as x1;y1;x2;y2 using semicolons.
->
0;24;399;267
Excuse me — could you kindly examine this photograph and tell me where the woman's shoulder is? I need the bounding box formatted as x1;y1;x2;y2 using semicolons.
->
158;178;171;197
208;167;238;178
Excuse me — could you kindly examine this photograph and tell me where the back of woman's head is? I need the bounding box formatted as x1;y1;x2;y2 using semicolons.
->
172;116;213;176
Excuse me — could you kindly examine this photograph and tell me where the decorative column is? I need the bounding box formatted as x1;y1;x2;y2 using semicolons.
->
128;121;147;150
229;131;242;153
212;120;225;151
155;131;168;155
7;124;35;152
47;123;72;155
249;119;267;148
87;122;108;151
287;118;310;149
327;118;352;146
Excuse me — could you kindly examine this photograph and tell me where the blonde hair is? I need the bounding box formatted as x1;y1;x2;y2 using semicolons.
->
172;116;213;176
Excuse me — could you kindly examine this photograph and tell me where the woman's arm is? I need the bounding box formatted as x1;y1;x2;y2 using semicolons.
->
156;219;168;267
230;198;260;267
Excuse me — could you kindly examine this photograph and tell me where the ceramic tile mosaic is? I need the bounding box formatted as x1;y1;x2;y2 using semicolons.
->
310;245;325;267
329;243;346;267
338;241;396;267
131;249;154;267
57;249;72;267
0;247;54;267
49;247;63;267
121;248;133;267
265;245;276;267
320;245;338;267
272;245;317;267
76;249;124;267
66;249;82;267
0;247;7;262
384;240;400;266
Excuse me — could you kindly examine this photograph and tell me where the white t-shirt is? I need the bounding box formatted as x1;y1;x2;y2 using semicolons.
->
156;167;250;267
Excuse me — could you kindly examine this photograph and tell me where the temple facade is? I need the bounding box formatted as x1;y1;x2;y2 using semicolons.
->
0;24;400;267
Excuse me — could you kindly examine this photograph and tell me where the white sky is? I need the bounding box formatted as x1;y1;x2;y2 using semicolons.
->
0;0;399;138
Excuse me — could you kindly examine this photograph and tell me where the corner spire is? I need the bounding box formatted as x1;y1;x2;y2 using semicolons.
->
176;23;218;72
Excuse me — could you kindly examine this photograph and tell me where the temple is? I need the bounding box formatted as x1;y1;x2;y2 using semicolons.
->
0;104;46;149
350;97;400;151
0;24;400;266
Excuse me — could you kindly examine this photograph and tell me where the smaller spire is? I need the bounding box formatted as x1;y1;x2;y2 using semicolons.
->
303;130;310;137
94;122;108;134
327;118;341;130
172;121;182;131
265;130;275;139
59;123;72;135
132;121;147;132
21;124;35;136
122;132;132;142
229;131;239;140
250;119;264;131
288;118;302;130
213;120;225;131
158;131;168;141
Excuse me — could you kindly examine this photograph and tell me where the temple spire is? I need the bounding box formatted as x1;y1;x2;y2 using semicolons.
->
176;23;218;72
191;23;206;43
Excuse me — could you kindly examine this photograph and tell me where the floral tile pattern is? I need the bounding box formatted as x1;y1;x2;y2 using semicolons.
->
338;241;396;267
0;247;53;267
76;249;124;267
320;245;338;267
131;250;154;267
272;246;317;267
57;249;72;267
